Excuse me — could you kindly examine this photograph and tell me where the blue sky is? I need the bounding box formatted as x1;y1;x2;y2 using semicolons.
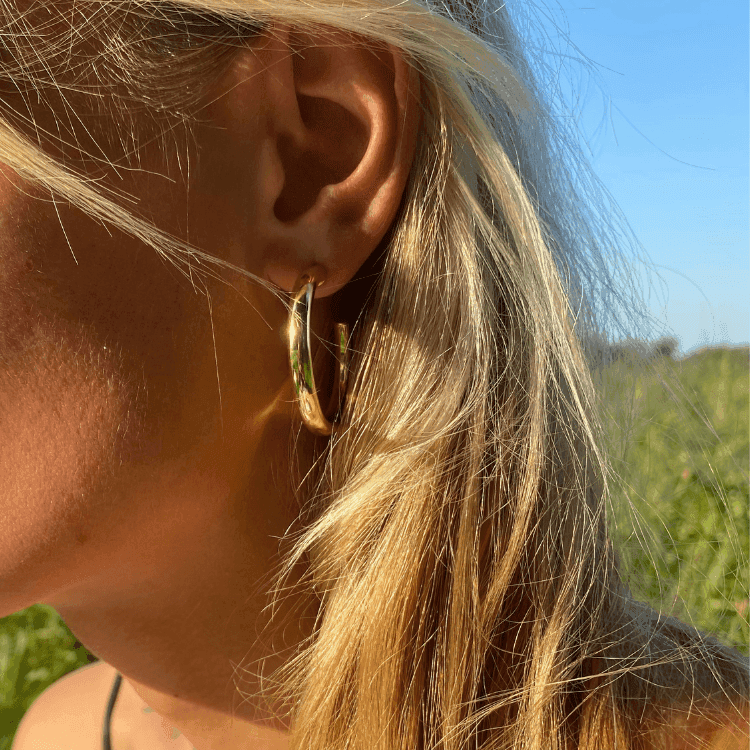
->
531;0;747;355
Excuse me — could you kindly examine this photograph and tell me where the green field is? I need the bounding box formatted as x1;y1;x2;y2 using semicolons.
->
593;345;749;651
1;345;747;748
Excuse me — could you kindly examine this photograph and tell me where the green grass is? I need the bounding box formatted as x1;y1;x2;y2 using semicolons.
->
1;346;747;748
593;345;749;652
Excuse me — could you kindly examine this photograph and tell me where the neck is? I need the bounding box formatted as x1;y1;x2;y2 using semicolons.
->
123;674;290;750
45;412;323;750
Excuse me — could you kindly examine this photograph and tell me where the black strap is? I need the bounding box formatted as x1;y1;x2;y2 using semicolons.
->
102;672;123;750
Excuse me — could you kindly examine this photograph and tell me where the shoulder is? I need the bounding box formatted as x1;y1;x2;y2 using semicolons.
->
698;706;750;750
645;703;750;750
12;661;121;750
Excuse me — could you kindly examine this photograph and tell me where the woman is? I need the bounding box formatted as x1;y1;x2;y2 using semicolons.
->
2;1;747;749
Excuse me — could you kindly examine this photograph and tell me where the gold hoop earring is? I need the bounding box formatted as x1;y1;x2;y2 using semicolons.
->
288;272;349;436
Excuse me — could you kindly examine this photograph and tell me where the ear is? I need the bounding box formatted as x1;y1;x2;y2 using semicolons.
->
210;24;421;298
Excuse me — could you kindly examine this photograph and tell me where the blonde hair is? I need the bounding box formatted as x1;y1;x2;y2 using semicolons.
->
1;1;746;748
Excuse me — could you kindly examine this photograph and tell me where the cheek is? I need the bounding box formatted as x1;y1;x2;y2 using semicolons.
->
0;172;189;613
0;308;142;614
0;163;210;433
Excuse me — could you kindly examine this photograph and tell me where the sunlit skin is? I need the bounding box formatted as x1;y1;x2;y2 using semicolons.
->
0;12;420;750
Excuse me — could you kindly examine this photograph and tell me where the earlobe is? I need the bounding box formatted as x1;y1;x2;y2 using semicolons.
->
256;26;421;298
